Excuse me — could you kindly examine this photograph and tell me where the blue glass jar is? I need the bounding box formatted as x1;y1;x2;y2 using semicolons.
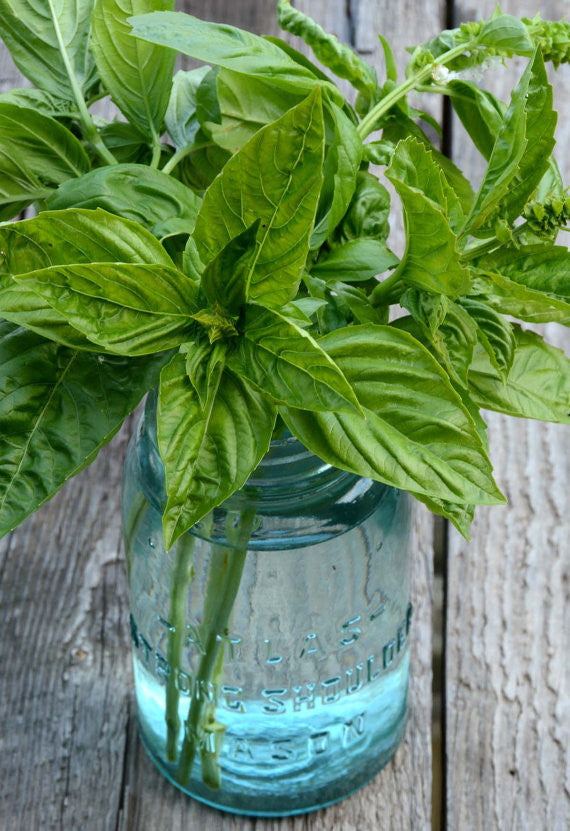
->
122;394;413;816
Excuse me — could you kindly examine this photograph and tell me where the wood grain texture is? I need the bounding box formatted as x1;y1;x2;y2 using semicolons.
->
448;2;570;829
0;2;439;829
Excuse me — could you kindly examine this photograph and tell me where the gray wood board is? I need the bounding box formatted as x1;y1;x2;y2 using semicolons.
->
448;1;570;829
0;1;443;830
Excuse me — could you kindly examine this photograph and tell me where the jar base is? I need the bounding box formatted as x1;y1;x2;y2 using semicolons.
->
137;709;407;817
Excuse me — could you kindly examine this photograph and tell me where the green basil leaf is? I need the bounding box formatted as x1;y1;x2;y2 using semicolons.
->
15;262;197;356
0;207;175;270
182;339;226;410
0;321;168;538
263;35;339;86
329;282;387;325
501;51;556;225
461;51;543;237
177;131;231;195
401;288;450;337
385;138;471;296
433;301;479;387
311;102;363;249
201;68;302;154
97;122;152;164
279;297;327;327
128;11;332;98
379;33;398;83
0;103;90;219
0;207;181;346
473;245;570;325
193;89;325;308
46;164;200;237
200;222;259;315
0;87;78;118
227;304;359;414
362;139;396;166
281;324;504;506
478;14;534;55
0;0;98;98
447;80;506;161
336;172;391;244
158;351;276;548
460;297;516;378
165;67;210;150
92;0;175;141
276;0;376;96
411;492;475;540
469;327;570;423
381;113;475;220
312;239;398;284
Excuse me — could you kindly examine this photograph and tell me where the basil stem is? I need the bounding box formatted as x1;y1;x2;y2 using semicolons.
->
165;531;196;762
357;41;475;139
176;508;257;788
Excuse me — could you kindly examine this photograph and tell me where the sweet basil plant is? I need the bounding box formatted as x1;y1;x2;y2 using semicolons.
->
0;1;569;549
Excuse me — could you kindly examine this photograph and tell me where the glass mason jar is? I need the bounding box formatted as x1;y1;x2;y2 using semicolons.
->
122;393;413;817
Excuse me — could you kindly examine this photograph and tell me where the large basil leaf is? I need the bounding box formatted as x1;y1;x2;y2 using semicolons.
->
15;263;197;356
281;325;504;506
312;239;398;283
165;67;210;150
192;89;325;308
473;245;570;325
46;164;201;238
157;351;276;548
1;207;197;354
0;207;178;345
0;88;78;118
477;14;534;55
0;321;168;538
0;103;90;220
0;208;175;271
0;0;98;98
276;0;376;97
462;50;555;237
311;103;363;248
129;11;339;100
499;51;556;224
384;138;471;296
92;0;175;141
469;327;570;423
227;304;359;414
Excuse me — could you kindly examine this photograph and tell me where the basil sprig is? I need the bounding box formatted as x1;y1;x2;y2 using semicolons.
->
0;1;569;546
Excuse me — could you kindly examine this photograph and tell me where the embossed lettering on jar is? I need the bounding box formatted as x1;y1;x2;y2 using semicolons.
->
122;394;413;816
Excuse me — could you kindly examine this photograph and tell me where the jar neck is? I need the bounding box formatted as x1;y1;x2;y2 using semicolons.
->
139;391;359;510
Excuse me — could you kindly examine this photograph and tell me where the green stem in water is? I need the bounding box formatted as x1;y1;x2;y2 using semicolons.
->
176;508;256;788
357;42;475;140
165;532;196;762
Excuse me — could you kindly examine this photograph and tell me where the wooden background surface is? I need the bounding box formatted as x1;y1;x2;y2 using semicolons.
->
0;1;568;829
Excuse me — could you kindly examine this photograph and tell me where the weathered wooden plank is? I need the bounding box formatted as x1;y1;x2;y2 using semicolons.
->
0;2;442;829
448;2;570;828
0;426;134;831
